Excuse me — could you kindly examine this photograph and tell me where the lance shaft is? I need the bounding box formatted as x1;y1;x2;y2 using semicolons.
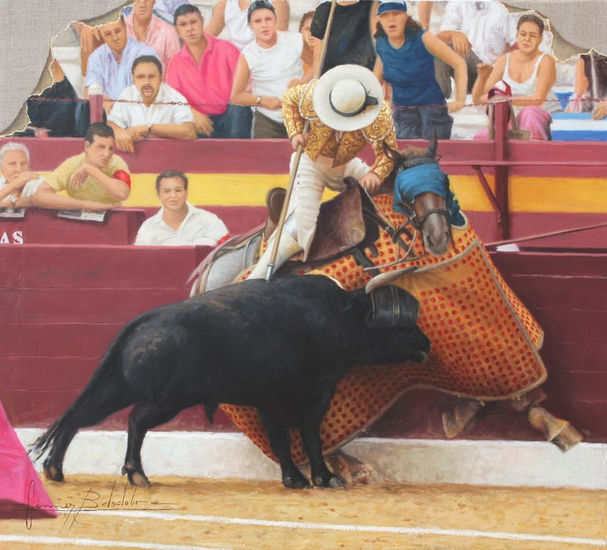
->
265;0;338;280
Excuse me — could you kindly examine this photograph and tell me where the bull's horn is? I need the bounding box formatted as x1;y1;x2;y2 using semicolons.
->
365;266;417;294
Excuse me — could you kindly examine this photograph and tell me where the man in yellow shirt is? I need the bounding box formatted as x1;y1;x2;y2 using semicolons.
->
34;123;131;211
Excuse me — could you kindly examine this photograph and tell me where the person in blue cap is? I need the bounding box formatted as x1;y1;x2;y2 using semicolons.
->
373;1;467;139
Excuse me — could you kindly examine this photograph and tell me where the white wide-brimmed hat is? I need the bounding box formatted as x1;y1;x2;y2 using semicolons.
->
313;64;384;132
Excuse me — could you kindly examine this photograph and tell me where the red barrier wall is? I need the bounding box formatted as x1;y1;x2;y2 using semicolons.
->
1;242;606;442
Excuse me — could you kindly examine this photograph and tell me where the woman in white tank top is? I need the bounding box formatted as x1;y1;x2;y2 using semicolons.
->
205;0;289;50
472;13;556;140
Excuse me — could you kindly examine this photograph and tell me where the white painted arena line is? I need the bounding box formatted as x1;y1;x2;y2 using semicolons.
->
0;535;230;550
66;510;607;547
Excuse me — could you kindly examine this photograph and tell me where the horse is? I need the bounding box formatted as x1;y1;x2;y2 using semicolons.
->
188;138;582;475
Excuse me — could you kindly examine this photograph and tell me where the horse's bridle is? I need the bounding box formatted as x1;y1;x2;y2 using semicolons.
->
355;155;454;272
395;198;451;233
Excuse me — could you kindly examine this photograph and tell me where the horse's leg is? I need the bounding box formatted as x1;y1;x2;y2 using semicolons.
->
509;389;582;451
527;406;583;451
123;398;196;487
258;410;309;489
442;398;484;439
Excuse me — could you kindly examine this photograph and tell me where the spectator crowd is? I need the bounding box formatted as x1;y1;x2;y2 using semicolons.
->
3;1;606;246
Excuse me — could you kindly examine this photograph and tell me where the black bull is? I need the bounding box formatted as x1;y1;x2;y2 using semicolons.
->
32;275;429;489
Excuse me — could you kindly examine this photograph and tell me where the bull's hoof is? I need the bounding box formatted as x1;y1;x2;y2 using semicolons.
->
325;451;382;486
43;460;64;483
442;399;483;439
313;473;345;488
122;466;151;487
282;471;311;489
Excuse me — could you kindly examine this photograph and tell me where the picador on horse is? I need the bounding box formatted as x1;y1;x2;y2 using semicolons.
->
189;62;582;481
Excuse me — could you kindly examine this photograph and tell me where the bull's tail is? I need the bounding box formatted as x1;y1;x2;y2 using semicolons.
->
29;319;139;462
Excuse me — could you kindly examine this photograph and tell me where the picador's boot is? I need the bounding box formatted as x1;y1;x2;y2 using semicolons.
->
442;398;484;439
247;231;302;280
527;406;583;452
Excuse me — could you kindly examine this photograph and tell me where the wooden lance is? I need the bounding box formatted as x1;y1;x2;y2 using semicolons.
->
264;0;338;280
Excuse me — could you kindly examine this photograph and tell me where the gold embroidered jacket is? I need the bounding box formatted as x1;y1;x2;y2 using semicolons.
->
282;81;397;181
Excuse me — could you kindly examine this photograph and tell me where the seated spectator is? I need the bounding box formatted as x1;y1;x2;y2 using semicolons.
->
205;0;289;50
231;1;307;138
33;123;131;211
123;0;180;72
568;52;607;119
0;143;44;208
373;1;466;139
84;18;158;114
108;56;196;152
167;4;252;138
299;10;319;73
472;14;556;141
436;0;516;98
135;169;229;246
311;0;378;75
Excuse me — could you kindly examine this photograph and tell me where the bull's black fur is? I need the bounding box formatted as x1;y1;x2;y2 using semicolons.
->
31;275;429;489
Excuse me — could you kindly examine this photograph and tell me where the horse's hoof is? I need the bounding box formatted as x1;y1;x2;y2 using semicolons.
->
528;406;583;452
282;473;311;489
43;461;64;482
552;423;583;452
325;451;382;486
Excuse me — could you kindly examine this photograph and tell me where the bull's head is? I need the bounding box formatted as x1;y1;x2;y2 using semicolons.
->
346;284;429;365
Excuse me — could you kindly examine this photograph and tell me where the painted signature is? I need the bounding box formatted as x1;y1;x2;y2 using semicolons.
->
24;478;176;531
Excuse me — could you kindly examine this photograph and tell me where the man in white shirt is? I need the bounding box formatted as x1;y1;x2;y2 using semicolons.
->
436;0;516;97
135;169;230;246
230;0;309;138
108;55;196;153
0;143;44;208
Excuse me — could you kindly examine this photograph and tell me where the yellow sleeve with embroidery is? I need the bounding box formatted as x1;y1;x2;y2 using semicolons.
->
365;103;397;181
282;84;307;139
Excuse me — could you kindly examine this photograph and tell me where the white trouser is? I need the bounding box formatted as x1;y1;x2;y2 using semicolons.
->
247;152;370;279
289;152;370;259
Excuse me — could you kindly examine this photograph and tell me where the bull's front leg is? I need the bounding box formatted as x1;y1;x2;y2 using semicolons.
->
259;411;310;489
299;382;345;488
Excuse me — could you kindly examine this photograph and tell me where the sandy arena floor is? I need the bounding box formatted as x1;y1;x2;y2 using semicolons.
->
1;475;606;550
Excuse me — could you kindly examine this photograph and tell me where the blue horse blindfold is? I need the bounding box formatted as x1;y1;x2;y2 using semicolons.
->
393;163;465;227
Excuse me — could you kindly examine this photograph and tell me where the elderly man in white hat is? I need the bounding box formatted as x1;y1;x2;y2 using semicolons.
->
247;64;398;279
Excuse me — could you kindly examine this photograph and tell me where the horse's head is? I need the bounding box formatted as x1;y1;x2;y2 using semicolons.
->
384;135;452;257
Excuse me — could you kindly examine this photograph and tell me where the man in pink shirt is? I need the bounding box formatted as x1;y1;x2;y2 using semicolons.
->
123;0;180;72
167;4;252;138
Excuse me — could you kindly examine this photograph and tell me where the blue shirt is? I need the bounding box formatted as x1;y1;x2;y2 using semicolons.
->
85;38;158;99
376;30;446;107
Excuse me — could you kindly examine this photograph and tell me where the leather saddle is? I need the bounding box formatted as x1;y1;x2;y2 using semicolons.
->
265;177;377;263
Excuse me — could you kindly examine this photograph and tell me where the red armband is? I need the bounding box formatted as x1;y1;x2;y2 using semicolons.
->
112;170;131;188
216;233;231;247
